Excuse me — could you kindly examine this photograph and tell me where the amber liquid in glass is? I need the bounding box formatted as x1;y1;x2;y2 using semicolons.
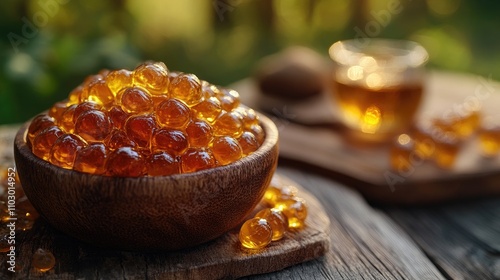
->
334;81;423;136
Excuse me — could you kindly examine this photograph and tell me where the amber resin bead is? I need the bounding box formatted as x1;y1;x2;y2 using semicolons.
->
133;62;169;95
249;124;265;144
74;110;111;142
28;115;55;144
120;87;153;114
213;111;243;137
156;98;190;128
181;148;216;173
83;79;114;107
152;129;188;156
186;120;213;147
68;85;83;105
390;134;415;171
32;126;64;160
148;151;180;176
32;248;56;272
107;106;130;130
49;134;87;169
275;197;307;229
48;101;68;121
169;73;203;106
106;130;136;150
124;114;156;148
238;131;259;155
255;208;288;241
106;147;145;177
235;105;259;129
212;136;242;165
106;69;133;95
218;88;240;111
74;101;101;121
74;143;107;174
239;218;273;250
192;97;222;123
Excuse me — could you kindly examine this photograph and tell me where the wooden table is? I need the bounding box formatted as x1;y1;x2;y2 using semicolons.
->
1;123;498;279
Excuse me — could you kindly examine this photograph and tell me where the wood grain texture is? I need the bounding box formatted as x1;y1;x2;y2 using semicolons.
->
233;71;500;204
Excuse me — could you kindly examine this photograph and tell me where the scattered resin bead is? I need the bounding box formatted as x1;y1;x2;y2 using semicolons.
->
49;134;87;169
32;126;64;160
152;129;188;155
148;151;180;176
478;118;500;157
106;147;145;177
120;87;153;114
239;218;273;250
74;110;111;142
74;143;107;174
28;115;55;144
213;111;243;137
192;97;222;123
133;62;169;95
238;131;259;155
107;106;130;130
181;148;216;173
390;134;415;171
275;197;308;229
169;73;202;106
186;120;213;147
255;208;288;241
433;131;461;169
156;98;190;128
124;115;156;148
412;120;436;160
106;69;133;96
32;248;56;273
212;136;242;165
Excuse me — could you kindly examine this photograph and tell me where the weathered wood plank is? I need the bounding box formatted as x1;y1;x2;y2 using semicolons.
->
387;201;500;280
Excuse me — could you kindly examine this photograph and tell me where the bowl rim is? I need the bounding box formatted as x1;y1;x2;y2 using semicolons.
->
15;112;279;180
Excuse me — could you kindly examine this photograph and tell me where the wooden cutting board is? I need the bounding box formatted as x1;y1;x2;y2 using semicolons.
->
233;71;500;205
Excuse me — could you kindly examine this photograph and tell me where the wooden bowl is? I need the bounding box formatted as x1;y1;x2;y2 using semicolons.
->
13;114;278;251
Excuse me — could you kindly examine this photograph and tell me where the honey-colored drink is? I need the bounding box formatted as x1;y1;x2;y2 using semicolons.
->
334;81;423;135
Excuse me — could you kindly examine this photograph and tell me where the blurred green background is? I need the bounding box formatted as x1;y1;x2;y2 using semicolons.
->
1;0;499;125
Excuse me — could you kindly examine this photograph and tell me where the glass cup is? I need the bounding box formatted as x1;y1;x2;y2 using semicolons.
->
329;39;428;141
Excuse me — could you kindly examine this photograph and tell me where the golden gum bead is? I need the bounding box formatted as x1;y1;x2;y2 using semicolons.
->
106;69;133;96
74;110;111;142
239;218;272;250
32;126;63;160
124;115;156;148
49;134;87;169
255;208;288;241
275;197;307;229
235;105;259;129
68;85;83;105
120;87;153;114
237;131;259;155
84;79;115;107
32;248;56;272
262;186;282;207
106;147;145;177
107;106;130;130
156;98;190;128
218;88;240;111
478;118;500;157
211;136;242;165
249;124;265;145
74;143;107;174
49;101;68;121
133;62;169;95
192;97;222;123
148;151;180;176
152;129;188;156
180;148;216;173
213;111;243;137
433;130;460;169
169;73;203;106
389;134;415;171
74;101;101;121
186;120;213;147
201;82;220;99
28;114;55;144
105;130;137;150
